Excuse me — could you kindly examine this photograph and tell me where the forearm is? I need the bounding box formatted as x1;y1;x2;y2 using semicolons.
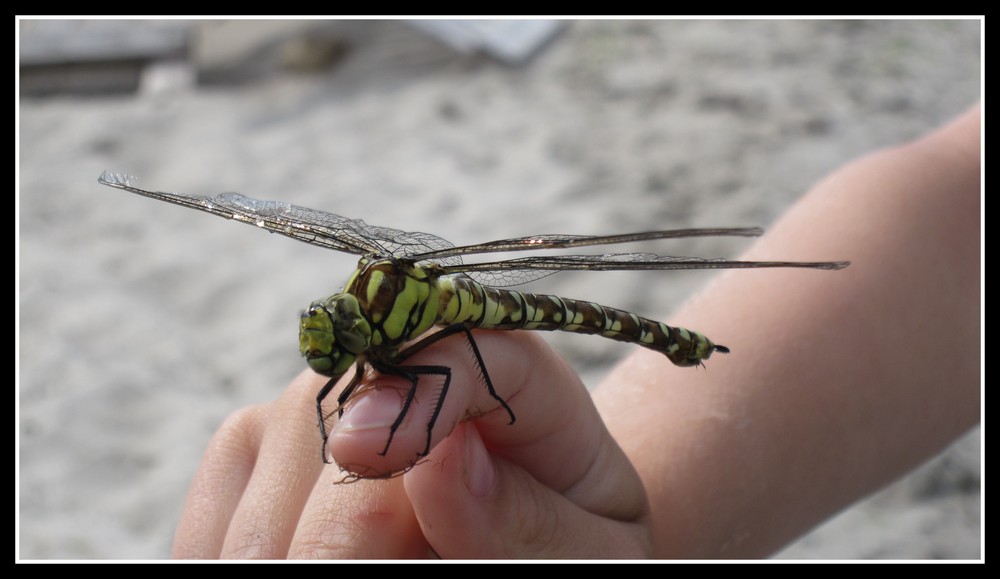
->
594;105;981;558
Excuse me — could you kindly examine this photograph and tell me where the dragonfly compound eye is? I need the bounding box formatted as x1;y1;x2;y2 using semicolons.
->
329;294;372;354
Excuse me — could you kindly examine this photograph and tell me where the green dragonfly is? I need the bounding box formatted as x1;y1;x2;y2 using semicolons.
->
99;171;848;469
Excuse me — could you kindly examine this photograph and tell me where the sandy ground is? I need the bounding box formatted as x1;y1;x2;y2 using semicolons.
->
18;19;981;560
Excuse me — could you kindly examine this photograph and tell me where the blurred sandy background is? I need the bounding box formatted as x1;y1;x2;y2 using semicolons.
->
18;18;981;559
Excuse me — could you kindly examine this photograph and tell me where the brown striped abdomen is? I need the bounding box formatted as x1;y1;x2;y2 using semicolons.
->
436;275;726;367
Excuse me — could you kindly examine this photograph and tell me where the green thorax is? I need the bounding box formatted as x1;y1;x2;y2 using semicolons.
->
345;257;441;348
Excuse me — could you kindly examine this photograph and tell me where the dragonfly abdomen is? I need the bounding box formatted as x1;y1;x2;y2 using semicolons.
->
438;275;726;367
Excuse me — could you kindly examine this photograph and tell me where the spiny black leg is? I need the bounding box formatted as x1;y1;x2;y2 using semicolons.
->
452;325;516;426
369;363;420;456
315;364;363;464
404;365;450;457
371;362;452;457
315;377;339;465
397;324;516;426
335;363;367;418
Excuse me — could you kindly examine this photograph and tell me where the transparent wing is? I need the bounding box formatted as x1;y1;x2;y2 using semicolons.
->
412;228;769;286
449;252;849;288
100;171;848;286
408;228;765;262
98;171;460;263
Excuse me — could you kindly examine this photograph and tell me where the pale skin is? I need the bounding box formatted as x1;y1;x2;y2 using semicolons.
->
172;104;980;559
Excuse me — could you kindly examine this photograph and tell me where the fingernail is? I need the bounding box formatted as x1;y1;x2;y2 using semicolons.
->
335;392;400;432
463;424;497;499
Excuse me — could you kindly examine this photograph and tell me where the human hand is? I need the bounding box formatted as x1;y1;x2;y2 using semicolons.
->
172;331;652;558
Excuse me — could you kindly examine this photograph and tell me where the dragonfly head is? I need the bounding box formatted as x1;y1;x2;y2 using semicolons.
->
299;294;372;377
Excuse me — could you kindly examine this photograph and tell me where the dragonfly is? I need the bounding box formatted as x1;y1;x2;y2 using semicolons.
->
99;171;848;473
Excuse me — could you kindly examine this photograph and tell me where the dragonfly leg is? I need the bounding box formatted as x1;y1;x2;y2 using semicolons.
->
369;362;452;457
397;324;516;427
334;363;368;418
315;363;364;464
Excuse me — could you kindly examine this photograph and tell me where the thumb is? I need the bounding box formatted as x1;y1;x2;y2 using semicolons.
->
404;421;652;559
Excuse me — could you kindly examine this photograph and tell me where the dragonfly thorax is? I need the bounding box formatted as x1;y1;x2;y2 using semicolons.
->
343;257;442;348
